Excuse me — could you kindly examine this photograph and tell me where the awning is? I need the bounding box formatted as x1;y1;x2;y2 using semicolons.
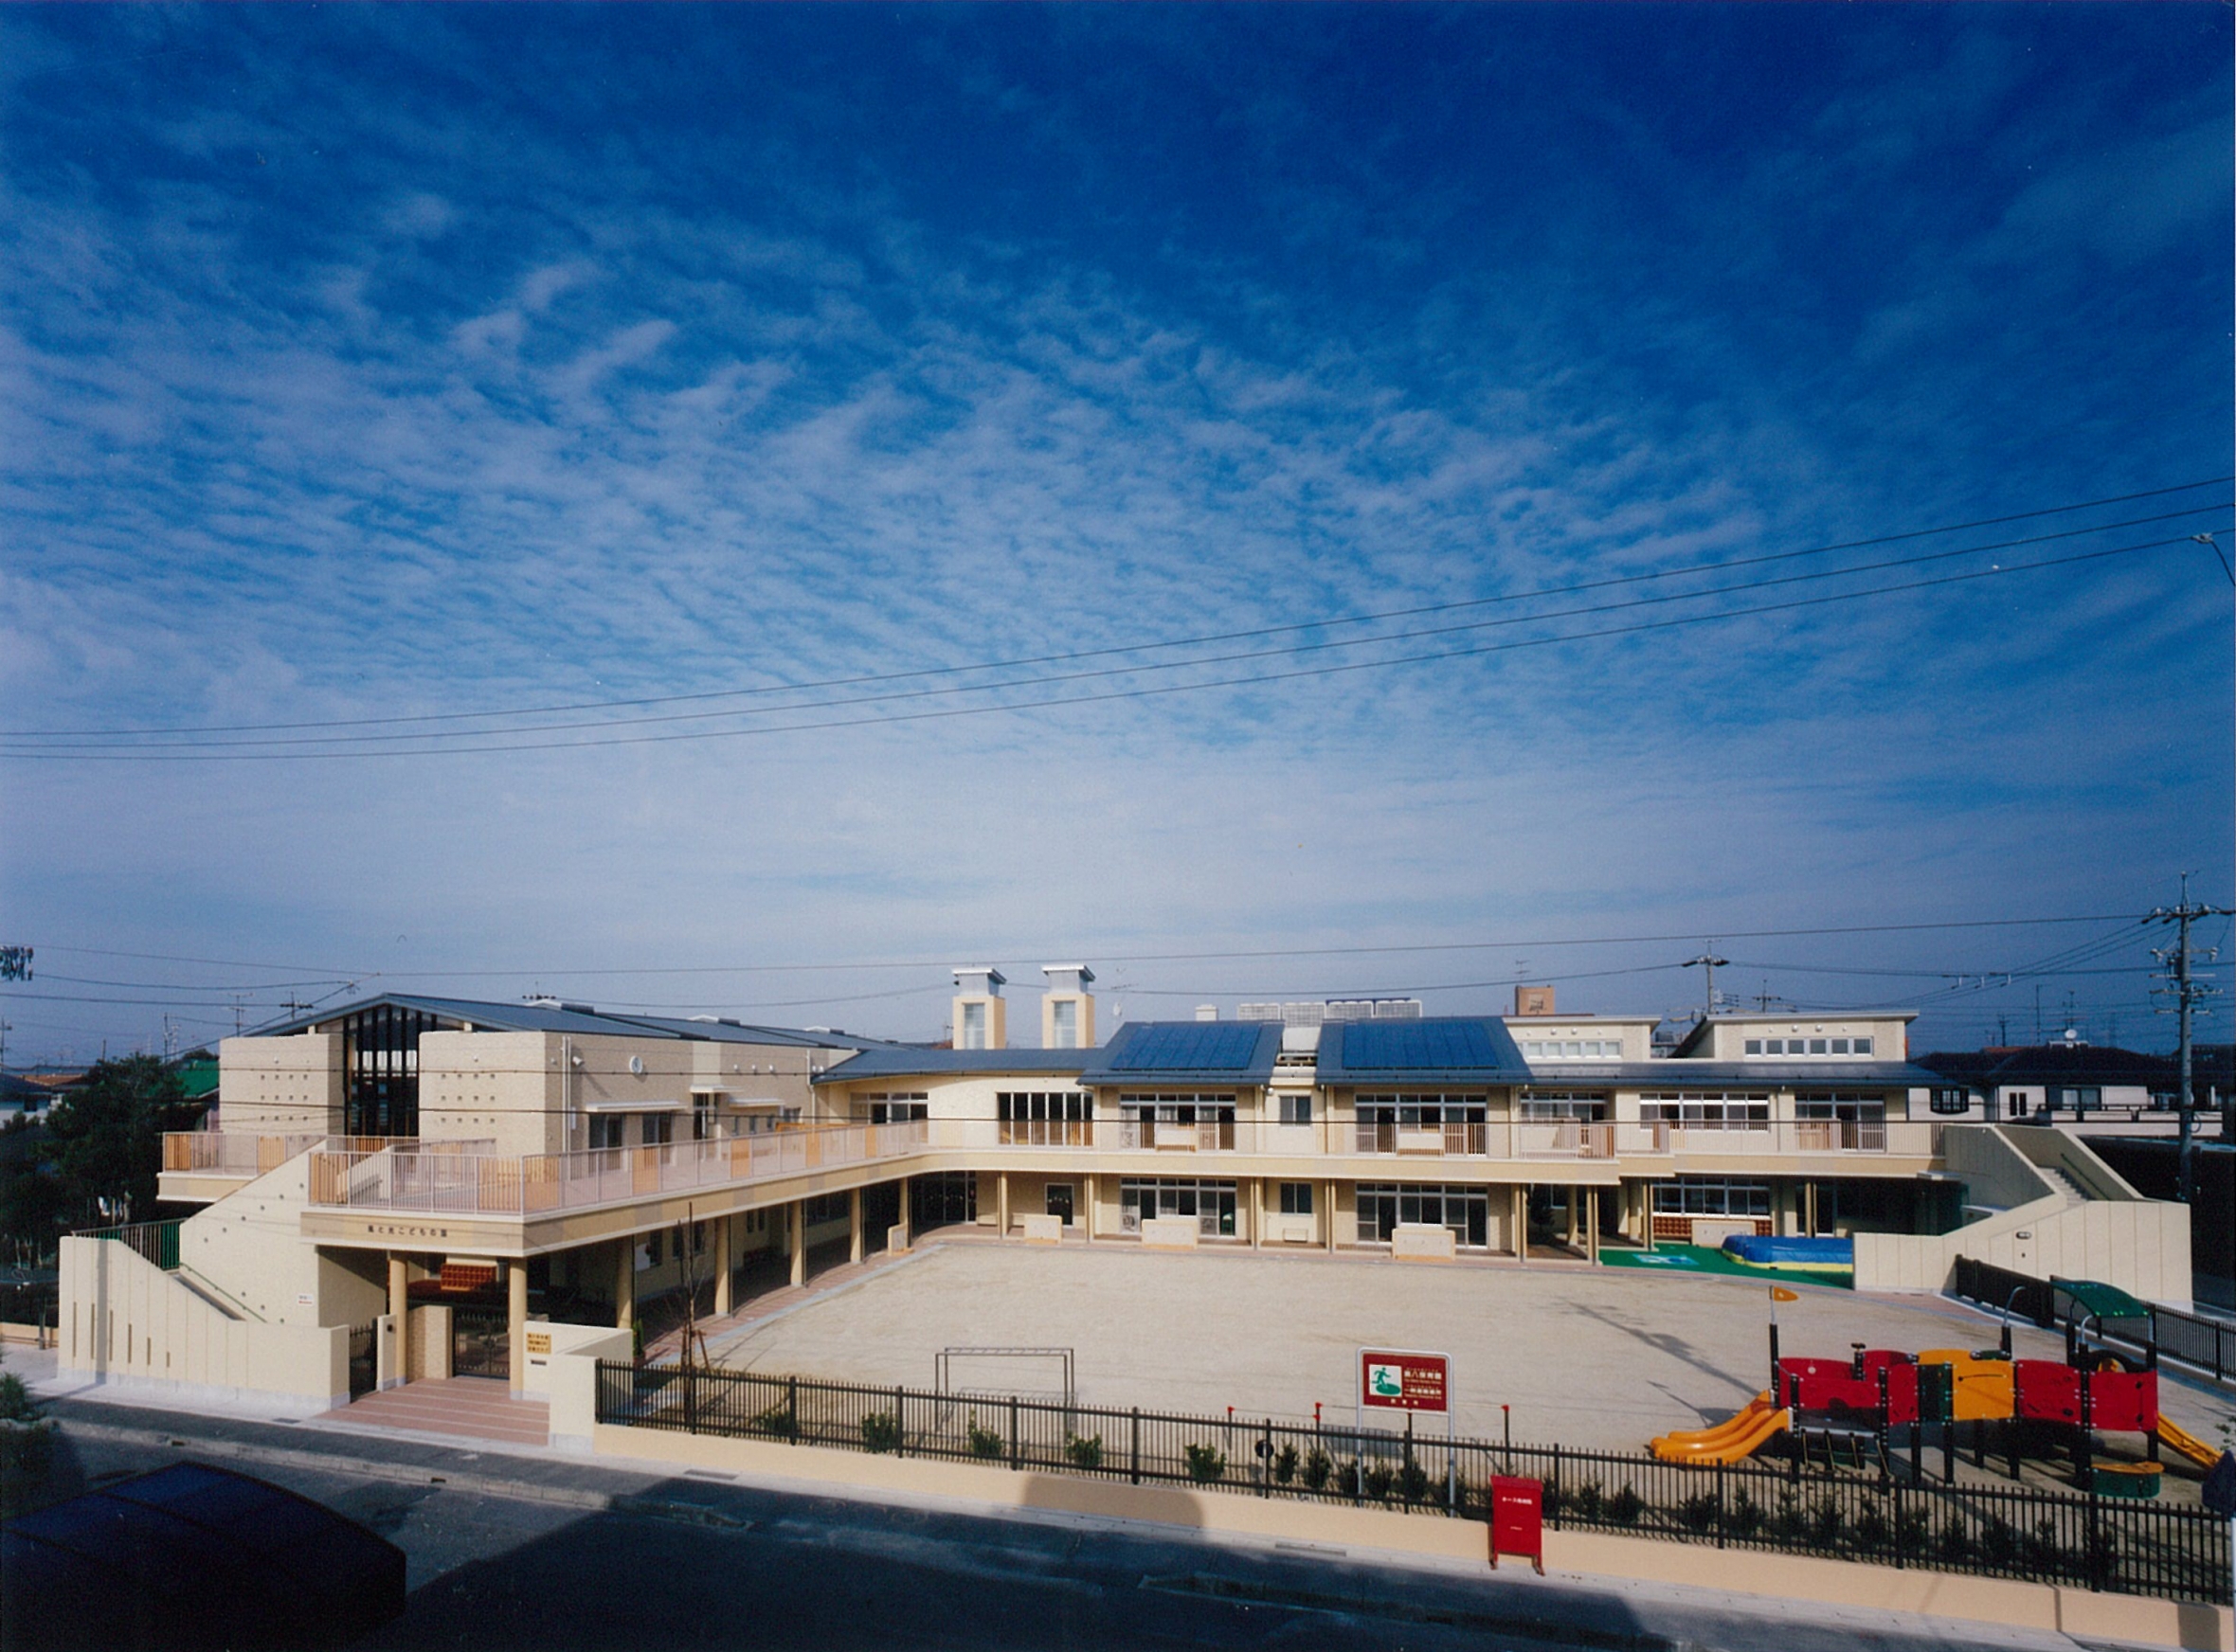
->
723;1096;787;1110
2054;1278;2152;1322
577;1097;686;1113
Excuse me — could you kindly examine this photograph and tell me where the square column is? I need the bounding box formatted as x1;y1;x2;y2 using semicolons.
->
788;1201;805;1287
614;1239;635;1332
1250;1178;1262;1250
387;1253;408;1326
1587;1187;1600;1264
848;1188;864;1265
507;1259;529;1396
712;1216;733;1316
1325;1180;1337;1251
1083;1175;1097;1241
896;1178;912;1250
997;1173;1010;1237
1513;1186;1528;1265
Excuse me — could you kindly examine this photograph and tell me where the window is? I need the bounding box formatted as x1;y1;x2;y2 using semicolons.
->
1355;1183;1490;1247
997;1091;1092;1145
1117;1094;1236;1148
1119;1178;1237;1236
646;1230;663;1266
643;1113;675;1146
1522;1039;1620;1061
867;1093;929;1124
1277;1094;1313;1125
1650;1178;1770;1216
802;1192;849;1224
693;1094;714;1140
2049;1086;2101;1112
1749;1035;1876;1057
1279;1181;1314;1214
1519;1091;1608;1120
1930;1087;1971;1116
961;1001;988;1049
1051;999;1079;1048
1638;1092;1770;1130
588;1114;625;1151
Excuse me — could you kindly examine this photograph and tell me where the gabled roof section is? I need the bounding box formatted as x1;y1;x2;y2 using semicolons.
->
1079;1021;1281;1086
246;993;881;1050
1317;1017;1532;1086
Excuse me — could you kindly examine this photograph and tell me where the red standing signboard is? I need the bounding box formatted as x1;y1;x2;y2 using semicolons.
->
1358;1349;1450;1413
1488;1475;1544;1573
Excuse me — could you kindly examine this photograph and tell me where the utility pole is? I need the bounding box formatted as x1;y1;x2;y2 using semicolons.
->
1683;951;1730;1020
2149;875;2233;1206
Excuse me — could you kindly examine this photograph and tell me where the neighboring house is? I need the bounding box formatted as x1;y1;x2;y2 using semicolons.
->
1917;1041;2187;1135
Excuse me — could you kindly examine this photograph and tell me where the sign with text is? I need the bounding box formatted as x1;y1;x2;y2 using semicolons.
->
1358;1348;1450;1414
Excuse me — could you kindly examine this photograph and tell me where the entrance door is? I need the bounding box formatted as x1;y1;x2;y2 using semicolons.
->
452;1304;510;1380
1045;1183;1074;1226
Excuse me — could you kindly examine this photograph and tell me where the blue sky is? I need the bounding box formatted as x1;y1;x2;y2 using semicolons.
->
2;5;2229;1062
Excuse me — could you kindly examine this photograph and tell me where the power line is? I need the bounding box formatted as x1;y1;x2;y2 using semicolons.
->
6;531;2217;763
10;480;2225;744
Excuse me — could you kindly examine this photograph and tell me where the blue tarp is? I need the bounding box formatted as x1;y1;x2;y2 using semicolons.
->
1723;1234;1854;1266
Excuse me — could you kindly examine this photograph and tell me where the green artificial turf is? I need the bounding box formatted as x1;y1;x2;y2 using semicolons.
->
1597;1242;1853;1289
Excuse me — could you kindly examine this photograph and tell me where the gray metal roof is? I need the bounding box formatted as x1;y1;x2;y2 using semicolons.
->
1515;1060;1938;1087
813;1047;1093;1085
247;994;881;1050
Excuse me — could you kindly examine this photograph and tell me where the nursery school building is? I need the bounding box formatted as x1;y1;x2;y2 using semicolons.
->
59;972;2192;1412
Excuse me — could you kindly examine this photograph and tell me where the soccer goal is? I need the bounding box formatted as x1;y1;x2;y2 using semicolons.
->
933;1345;1076;1408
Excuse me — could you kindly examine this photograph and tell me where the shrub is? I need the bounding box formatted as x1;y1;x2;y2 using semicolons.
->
1978;1516;2016;1567
1569;1479;1603;1524
1606;1485;1644;1527
966;1414;1003;1460
0;1421;56;1517
1272;1443;1300;1485
1808;1499;1844;1547
1361;1462;1395;1502
1302;1448;1332;1491
1936;1519;1972;1565
1771;1491;1807;1540
1183;1444;1226;1483
1855;1504;1889;1551
1397;1452;1431;1506
860;1410;901;1454
0;1369;38;1425
1677;1492;1721;1535
1065;1433;1104;1470
750;1402;799;1440
1726;1490;1761;1539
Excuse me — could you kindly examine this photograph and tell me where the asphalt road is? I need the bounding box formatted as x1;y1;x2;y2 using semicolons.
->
24;1396;2097;1652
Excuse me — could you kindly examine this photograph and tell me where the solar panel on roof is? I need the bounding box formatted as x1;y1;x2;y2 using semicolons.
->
1342;1020;1503;1071
1109;1022;1263;1072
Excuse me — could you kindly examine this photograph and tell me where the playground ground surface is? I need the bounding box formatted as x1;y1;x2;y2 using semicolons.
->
701;1239;2236;1476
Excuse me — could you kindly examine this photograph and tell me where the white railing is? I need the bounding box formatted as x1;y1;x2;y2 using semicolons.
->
160;1131;334;1176
305;1121;929;1218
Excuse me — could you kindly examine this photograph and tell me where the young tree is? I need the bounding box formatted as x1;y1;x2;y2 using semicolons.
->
41;1056;195;1229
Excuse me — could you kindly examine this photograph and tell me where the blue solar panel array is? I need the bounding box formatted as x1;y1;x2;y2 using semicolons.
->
1108;1021;1266;1072
1340;1019;1504;1071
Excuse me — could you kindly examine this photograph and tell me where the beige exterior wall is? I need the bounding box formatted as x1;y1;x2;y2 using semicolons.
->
1504;1015;1660;1063
59;1235;350;1409
1686;1014;1913;1062
177;1154;387;1326
217;1033;344;1135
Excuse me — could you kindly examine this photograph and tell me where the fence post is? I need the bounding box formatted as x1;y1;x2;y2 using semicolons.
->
1130;1407;1141;1485
1891;1479;1904;1570
1551;1444;1562;1531
1713;1460;1726;1550
1260;1420;1272;1498
897;1386;908;1459
685;1361;698;1435
2085;1489;2102;1591
788;1374;800;1445
1009;1394;1019;1470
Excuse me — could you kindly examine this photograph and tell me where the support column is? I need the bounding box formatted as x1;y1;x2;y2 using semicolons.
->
1587;1187;1600;1264
848;1187;864;1265
387;1253;408;1327
997;1173;1010;1238
507;1259;529;1397
788;1201;805;1287
1513;1186;1528;1264
1083;1175;1097;1242
1250;1178;1263;1250
614;1238;635;1331
712;1216;733;1316
1803;1181;1818;1236
1325;1180;1338;1252
896;1178;912;1250
1564;1187;1579;1247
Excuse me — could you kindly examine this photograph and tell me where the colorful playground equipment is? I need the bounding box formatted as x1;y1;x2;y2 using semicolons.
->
1650;1302;2225;1491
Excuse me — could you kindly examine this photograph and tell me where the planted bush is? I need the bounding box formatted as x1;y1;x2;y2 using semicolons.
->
1726;1490;1762;1539
1361;1462;1396;1502
1397;1452;1431;1506
1065;1433;1104;1470
1183;1444;1227;1483
965;1414;1004;1460
1569;1479;1603;1524
1302;1448;1332;1491
1605;1485;1645;1527
860;1410;901;1454
1678;1491;1721;1535
750;1402;799;1440
1272;1443;1300;1485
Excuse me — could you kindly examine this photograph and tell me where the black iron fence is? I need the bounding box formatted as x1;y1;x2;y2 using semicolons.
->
1953;1256;2236;1388
595;1362;2230;1606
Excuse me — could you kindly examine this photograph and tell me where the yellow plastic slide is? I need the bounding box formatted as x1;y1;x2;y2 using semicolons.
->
1652;1392;1792;1464
2155;1416;2224;1471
